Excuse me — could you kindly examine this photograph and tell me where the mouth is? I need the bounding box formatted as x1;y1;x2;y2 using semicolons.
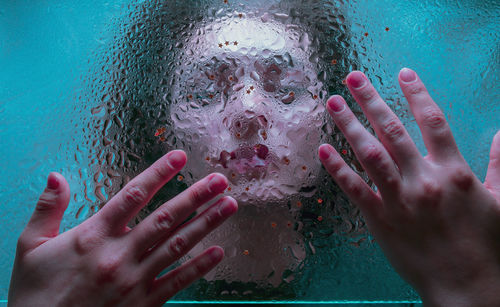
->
216;144;272;175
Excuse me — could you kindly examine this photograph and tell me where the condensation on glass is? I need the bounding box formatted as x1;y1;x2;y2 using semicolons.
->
78;0;387;300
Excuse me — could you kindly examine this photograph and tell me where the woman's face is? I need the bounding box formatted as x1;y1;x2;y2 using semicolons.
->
169;18;329;204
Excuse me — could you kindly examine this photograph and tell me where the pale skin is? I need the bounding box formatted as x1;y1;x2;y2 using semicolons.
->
8;68;500;306
8;150;238;306
319;68;500;306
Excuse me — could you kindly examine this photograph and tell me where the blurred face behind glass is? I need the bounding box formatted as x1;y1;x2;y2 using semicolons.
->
170;17;328;206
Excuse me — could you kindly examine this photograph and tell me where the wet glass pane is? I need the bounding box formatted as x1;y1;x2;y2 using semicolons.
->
1;0;499;303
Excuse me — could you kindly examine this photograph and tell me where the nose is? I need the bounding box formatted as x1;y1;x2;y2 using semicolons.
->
224;112;268;140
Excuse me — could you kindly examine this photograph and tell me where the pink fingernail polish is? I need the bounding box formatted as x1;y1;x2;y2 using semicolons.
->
347;72;366;89
319;145;332;160
400;68;417;83
47;173;59;190
327;96;345;113
167;150;186;169
208;174;227;193
219;198;236;216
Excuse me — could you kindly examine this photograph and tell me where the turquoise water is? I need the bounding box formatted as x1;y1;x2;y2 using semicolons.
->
1;0;498;304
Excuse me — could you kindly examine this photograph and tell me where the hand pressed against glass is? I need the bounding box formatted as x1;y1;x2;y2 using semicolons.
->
319;68;500;306
8;150;238;306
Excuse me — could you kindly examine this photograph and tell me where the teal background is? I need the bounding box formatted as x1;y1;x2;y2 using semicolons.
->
1;0;498;304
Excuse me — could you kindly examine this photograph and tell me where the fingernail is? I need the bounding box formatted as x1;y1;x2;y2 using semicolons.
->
400;68;417;83
208;174;227;193
327;96;345;113
47;173;59;190
347;72;366;89
167;150;186;169
219;197;237;216
318;144;332;160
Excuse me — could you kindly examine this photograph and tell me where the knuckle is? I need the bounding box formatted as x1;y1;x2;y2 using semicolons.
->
327;157;345;176
449;167;475;192
406;82;426;96
74;223;104;255
336;111;356;128
96;256;122;284
345;177;363;197
357;87;378;104
188;187;203;205
154;207;176;232
123;184;147;208
168;235;188;258
36;193;57;212
152;164;171;181
117;278;138;296
416;178;442;207
361;143;384;164
381;118;405;141
421;107;447;129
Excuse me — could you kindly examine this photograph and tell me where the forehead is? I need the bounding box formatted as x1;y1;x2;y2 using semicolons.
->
181;17;314;68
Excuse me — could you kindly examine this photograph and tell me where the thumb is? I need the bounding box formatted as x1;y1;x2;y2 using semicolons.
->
19;172;70;252
485;130;500;194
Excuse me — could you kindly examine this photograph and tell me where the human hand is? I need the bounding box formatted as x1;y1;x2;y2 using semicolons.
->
8;150;238;306
319;68;500;306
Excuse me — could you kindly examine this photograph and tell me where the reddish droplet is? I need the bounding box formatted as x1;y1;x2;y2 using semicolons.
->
177;175;184;181
246;89;251;94
187;94;193;99
331;59;337;65
208;94;214;99
238;13;243;18
243;249;249;255
271;222;277;228
205;156;210;161
249;85;254;90
302;165;307;171
227;187;232;191
364;32;369;37
313;94;318;99
283;157;290;165
154;127;166;136
317;216;323;221
218;43;223;48
233;41;238;46
225;41;229;46
297;201;302;207
385;27;390;31
260;130;268;140
287;221;292;227
245;186;249;191
254;144;269;159
341;149;348;155
317;198;323;204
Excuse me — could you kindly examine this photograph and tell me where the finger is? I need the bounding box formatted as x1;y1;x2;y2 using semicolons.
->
318;144;383;220
149;246;224;305
96;150;186;233
345;71;423;175
130;173;228;256
398;68;461;163
326;95;402;201
141;196;237;279
19;173;70;253
485;131;500;193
